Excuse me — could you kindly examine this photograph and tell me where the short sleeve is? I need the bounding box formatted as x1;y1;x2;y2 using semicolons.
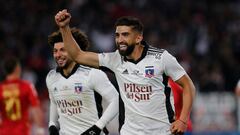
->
162;51;186;81
98;51;121;72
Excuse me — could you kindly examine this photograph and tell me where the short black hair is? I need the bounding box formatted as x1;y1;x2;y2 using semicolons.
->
114;16;144;34
48;27;89;51
2;56;19;74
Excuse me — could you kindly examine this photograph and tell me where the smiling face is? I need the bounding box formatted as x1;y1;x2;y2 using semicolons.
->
53;42;73;68
115;26;142;56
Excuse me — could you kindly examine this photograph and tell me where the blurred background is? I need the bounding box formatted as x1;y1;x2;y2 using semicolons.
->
0;0;240;134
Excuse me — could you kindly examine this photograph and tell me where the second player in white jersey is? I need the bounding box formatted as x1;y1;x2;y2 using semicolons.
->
47;28;118;135
46;65;118;135
99;43;185;135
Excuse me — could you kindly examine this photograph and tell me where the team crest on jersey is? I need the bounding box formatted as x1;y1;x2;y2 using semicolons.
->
145;66;154;78
74;83;82;94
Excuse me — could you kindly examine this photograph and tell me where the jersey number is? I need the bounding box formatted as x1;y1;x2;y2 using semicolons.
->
3;85;21;121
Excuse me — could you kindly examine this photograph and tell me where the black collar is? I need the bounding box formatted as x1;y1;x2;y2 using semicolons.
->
56;64;80;79
123;41;149;64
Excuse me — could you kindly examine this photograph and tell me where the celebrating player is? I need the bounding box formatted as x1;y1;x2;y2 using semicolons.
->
47;28;118;135
54;9;196;135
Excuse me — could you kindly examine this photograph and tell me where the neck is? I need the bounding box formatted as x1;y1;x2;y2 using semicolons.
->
63;62;76;76
6;74;20;81
126;44;144;61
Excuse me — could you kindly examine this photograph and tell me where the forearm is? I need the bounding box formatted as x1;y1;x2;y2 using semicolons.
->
179;81;195;122
60;26;100;68
31;107;45;134
60;26;82;61
31;107;43;126
49;100;59;128
95;96;119;129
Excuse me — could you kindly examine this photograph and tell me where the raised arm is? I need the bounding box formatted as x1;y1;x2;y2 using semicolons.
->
55;9;100;68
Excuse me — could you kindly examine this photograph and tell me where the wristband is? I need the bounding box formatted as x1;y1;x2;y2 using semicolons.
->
178;119;187;125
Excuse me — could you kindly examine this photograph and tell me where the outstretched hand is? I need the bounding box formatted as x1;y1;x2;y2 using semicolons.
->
81;125;101;135
55;9;71;28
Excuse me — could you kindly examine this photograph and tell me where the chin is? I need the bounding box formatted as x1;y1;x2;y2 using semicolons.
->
119;51;127;56
57;64;65;68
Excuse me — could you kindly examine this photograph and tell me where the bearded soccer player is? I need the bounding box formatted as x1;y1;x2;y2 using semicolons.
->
54;9;195;135
0;57;44;135
47;28;118;135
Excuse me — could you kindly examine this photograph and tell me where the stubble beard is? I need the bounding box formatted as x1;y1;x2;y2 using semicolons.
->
57;59;72;69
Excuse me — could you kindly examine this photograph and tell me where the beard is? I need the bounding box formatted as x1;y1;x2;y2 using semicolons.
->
56;58;72;69
118;43;135;56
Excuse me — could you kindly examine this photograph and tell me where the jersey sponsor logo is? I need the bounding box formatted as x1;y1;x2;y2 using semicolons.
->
124;83;152;102
56;99;83;116
145;66;154;78
74;83;82;94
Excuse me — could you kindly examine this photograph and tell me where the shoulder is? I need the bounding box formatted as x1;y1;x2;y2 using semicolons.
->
147;46;166;59
90;68;106;76
83;65;106;78
20;80;33;86
99;50;121;59
46;69;59;83
47;69;57;78
76;65;91;75
18;80;37;93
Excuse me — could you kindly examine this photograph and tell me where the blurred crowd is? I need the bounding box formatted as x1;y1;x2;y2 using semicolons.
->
0;0;240;94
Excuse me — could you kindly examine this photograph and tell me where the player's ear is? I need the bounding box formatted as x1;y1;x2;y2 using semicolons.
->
136;34;143;44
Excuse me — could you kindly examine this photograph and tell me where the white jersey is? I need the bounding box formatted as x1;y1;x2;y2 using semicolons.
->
46;64;118;135
99;42;186;135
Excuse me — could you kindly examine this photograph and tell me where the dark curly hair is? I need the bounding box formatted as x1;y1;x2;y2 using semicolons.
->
48;27;89;51
114;16;144;35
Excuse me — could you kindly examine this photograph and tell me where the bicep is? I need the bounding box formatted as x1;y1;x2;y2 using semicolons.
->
175;74;195;91
76;51;100;68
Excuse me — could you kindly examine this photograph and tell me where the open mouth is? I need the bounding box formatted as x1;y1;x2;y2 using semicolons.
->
119;44;127;50
57;58;65;65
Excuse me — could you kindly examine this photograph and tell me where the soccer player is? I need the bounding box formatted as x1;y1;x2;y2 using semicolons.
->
169;78;192;134
0;56;44;135
54;9;196;135
47;28;119;135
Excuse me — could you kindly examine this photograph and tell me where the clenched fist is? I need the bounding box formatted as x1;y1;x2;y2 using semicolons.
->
55;9;71;28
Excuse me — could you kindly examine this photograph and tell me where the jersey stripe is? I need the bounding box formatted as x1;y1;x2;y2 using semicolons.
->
94;92;109;134
163;74;175;123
